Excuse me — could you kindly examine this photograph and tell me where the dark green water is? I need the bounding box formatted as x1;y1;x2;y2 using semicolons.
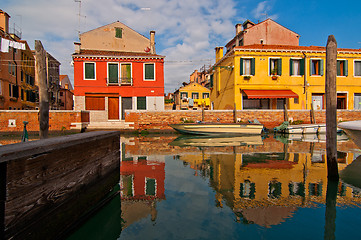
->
68;134;361;239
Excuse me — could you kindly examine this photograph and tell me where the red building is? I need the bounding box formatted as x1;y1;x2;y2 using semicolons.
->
72;22;165;127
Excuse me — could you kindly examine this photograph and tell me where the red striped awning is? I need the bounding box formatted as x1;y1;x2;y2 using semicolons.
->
243;90;298;99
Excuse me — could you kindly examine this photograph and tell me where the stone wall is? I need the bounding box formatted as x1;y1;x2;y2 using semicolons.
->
0;110;89;132
125;110;361;130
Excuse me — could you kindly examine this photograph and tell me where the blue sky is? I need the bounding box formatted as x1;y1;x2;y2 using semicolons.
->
2;0;361;93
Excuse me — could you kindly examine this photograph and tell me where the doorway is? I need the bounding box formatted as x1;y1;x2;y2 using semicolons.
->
108;97;119;120
122;97;132;120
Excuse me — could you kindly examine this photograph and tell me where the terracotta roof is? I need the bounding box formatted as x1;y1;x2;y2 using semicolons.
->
234;44;361;52
73;49;165;58
59;75;67;82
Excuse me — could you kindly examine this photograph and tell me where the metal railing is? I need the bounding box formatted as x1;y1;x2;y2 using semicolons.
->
107;77;133;86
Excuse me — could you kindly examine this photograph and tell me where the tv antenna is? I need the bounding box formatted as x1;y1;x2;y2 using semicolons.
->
74;0;86;39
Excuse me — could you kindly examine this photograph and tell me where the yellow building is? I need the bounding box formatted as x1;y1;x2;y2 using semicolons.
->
211;44;361;110
174;82;210;110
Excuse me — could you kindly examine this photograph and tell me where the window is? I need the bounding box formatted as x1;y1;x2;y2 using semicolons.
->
354;60;361;77
202;93;209;99
144;63;155;80
146;178;156;196
137;97;146;110
337;93;347;109
354;93;361;110
269;58;282;75
9;84;12;97
240;58;255;76
0;80;2;95
85;96;105;110
108;63;119;84
290;59;305;76
121;63;132;84
310;59;324;76
84;62;96;80
60;92;63;97
115;27;122;38
210;74;214;88
8;62;16;76
180;92;188;100
192;92;199;99
337;60;348;76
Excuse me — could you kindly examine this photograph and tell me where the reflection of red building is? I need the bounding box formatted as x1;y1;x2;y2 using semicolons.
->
120;157;165;200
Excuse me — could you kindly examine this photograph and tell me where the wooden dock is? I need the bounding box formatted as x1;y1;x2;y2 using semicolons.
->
0;131;120;239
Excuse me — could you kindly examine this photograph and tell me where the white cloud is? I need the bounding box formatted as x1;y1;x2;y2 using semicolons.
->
3;0;240;92
252;1;278;22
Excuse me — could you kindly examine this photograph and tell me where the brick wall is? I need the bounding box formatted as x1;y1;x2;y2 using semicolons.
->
0;110;89;132
125;109;361;130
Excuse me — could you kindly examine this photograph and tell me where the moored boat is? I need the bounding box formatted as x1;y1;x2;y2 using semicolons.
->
169;122;263;135
338;120;361;149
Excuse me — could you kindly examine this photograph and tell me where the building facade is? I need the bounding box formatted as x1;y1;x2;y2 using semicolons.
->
211;19;361;111
59;75;74;110
0;9;37;110
174;82;210;110
225;19;299;52
73;22;165;125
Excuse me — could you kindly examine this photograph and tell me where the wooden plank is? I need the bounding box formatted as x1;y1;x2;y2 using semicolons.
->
0;131;120;239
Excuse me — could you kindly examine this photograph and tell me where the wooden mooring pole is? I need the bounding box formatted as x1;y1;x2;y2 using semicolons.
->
35;40;49;139
325;35;339;181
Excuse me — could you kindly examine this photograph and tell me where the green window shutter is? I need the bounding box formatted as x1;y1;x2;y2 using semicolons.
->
137;97;146;110
85;63;95;79
251;58;255;75
145;64;155;80
108;63;118;83
345;60;348;76
210;74;213;88
290;59;293;76
300;59;305;75
240;58;244;75
146;179;156;196
115;28;122;38
277;59;282;75
337;60;341;76
320;59;324;76
309;59;313;75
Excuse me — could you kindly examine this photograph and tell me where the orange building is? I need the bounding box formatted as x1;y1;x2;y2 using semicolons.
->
72;22;165;127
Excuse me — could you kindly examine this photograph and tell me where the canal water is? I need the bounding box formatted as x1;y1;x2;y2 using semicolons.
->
64;133;361;239
3;133;361;239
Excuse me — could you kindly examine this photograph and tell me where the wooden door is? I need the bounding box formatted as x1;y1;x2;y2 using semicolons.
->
108;97;119;120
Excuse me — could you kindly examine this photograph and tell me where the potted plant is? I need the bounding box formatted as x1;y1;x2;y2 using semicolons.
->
243;75;251;80
271;69;278;80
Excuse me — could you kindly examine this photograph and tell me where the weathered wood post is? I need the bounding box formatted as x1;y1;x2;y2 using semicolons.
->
233;103;237;123
35;40;49;139
310;102;316;124
284;103;289;122
326;35;339;181
201;103;205;122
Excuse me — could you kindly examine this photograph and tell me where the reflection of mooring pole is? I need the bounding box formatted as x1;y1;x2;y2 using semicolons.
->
21;121;29;142
326;35;339;181
324;180;338;240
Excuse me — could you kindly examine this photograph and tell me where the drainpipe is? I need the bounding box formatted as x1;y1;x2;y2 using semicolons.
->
303;52;308;109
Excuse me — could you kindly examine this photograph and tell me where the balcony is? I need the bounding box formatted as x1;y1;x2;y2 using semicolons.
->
106;77;133;86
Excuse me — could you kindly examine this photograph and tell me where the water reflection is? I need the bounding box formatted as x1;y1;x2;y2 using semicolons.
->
119;134;361;236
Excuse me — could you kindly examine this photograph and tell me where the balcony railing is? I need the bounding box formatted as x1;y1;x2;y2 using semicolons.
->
107;77;133;86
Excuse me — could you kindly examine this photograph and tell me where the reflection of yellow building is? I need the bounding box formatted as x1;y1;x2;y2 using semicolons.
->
174;83;210;110
179;148;361;227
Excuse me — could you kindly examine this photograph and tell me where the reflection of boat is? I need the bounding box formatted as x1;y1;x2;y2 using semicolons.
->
169;135;263;147
338;120;361;149
340;155;361;189
169;123;263;135
274;132;349;143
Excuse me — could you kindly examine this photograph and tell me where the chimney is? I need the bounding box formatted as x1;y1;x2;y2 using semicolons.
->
235;23;243;35
150;31;156;54
74;42;81;54
215;47;224;62
0;10;10;33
